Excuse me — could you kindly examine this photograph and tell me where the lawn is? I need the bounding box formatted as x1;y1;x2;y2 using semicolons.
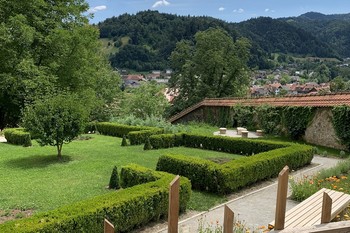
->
0;134;239;214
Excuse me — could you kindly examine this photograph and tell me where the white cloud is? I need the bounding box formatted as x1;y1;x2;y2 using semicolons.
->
88;5;107;13
265;8;275;13
233;8;244;13
152;0;170;8
219;7;225;11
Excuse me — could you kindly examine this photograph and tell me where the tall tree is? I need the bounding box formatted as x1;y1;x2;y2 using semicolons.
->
168;28;251;116
121;81;169;119
0;0;120;128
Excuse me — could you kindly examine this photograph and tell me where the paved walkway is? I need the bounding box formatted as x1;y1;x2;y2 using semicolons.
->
156;156;343;232
0;136;6;142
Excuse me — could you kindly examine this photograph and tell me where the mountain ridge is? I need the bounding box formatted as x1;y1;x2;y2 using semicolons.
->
97;11;350;71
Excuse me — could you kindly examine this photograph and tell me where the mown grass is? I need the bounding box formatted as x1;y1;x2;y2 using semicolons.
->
0;134;237;213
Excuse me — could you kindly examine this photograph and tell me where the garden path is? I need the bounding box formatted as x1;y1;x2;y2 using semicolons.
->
152;156;343;233
0;136;6;142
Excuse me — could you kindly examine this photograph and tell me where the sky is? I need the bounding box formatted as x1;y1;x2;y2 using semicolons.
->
85;0;350;24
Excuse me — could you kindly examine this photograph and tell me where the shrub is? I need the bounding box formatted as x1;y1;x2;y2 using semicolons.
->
0;165;191;233
3;128;32;147
121;135;128;146
156;134;314;194
109;166;120;189
143;137;152;150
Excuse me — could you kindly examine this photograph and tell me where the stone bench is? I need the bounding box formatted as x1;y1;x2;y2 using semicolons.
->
241;130;249;138
236;127;247;135
219;128;227;134
256;129;264;136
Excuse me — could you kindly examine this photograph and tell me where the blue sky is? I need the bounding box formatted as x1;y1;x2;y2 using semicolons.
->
85;0;350;24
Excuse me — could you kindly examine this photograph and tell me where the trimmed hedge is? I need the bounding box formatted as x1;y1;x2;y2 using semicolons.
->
150;133;285;155
128;129;163;145
0;165;191;233
95;122;163;145
3;128;32;147
155;134;314;194
149;133;184;149
120;164;191;212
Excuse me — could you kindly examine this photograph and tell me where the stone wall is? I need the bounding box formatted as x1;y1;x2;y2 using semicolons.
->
173;105;347;150
304;108;346;150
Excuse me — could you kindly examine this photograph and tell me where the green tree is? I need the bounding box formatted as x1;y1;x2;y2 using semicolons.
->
315;64;331;83
121;81;169;119
0;0;120;128
330;77;347;92
168;28;251;115
23;93;89;159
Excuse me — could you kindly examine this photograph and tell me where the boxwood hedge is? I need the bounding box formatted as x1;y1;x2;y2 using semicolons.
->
95;122;163;145
155;133;314;194
3;128;32;147
0;165;191;233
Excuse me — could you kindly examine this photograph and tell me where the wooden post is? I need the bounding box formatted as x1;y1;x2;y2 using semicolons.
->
168;175;180;233
321;192;332;224
104;219;114;233
274;166;289;230
223;205;234;233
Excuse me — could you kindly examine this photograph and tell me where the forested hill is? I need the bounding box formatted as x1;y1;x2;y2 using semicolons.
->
282;12;350;57
98;10;238;71
97;10;348;71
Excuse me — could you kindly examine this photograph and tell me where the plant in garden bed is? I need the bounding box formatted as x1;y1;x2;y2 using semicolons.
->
197;216;269;233
291;159;350;202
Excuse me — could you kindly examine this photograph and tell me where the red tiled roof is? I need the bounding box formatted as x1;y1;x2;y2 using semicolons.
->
169;93;350;123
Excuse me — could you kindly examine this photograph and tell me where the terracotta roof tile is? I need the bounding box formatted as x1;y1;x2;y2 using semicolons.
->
169;93;350;123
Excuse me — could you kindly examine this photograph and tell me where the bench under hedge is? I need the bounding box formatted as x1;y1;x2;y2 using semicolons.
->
0;165;191;233
152;133;315;194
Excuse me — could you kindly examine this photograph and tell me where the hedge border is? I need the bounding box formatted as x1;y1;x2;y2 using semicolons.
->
95;122;163;145
0;165;191;233
3;128;32;147
154;133;314;194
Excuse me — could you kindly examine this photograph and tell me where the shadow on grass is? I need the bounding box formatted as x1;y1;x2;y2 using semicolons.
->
5;155;72;169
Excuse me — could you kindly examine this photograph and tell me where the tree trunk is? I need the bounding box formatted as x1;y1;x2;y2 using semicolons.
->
57;143;63;160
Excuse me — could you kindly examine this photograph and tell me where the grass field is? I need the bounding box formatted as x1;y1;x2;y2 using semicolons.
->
0;134;239;214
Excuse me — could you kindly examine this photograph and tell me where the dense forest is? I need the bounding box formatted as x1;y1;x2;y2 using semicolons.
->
97;10;350;71
282;12;350;57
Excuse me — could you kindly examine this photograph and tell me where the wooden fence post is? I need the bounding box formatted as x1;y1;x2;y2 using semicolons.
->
274;166;289;230
321;192;332;224
168;175;180;233
223;205;234;233
104;219;114;233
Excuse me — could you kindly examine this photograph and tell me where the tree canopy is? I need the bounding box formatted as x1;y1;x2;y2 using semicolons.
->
23;93;90;159
0;0;120;128
168;28;251;115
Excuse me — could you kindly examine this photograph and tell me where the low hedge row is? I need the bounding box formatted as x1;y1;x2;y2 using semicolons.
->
0;165;191;233
95;122;163;145
149;133;285;155
128;129;163;145
3;128;32;147
155;135;314;194
120;164;191;212
149;133;184;149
